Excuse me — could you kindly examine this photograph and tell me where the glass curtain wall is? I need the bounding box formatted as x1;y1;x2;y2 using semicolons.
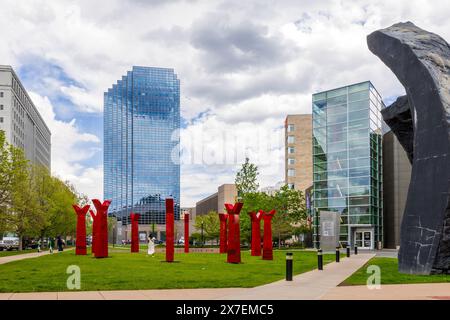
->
312;81;384;248
104;66;180;225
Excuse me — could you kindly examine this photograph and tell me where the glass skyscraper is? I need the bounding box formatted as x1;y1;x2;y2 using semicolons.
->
104;66;180;225
312;81;384;250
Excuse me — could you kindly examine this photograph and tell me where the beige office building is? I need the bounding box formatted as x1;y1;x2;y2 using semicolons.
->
285;114;313;193
196;184;238;215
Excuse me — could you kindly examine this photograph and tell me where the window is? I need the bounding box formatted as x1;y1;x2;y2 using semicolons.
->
288;169;295;177
288;158;295;165
287;124;295;132
0;92;3;97
287;136;295;143
288;183;295;189
288;147;295;154
0;105;3;110
0;117;3;123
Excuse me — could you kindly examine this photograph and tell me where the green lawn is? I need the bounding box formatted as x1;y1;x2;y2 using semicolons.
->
0;249;335;292
341;257;450;286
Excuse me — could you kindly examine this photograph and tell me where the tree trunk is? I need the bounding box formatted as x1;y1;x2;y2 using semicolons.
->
18;234;23;251
278;231;281;249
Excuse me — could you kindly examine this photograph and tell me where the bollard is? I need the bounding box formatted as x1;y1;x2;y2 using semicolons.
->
354;246;358;255
335;247;340;263
346;246;350;258
317;249;323;270
286;252;293;281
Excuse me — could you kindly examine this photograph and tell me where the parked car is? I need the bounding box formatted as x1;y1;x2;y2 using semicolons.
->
0;234;19;251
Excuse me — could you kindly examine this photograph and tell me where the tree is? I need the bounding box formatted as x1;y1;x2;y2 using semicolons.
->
0;131;80;249
239;192;272;243
7;146;44;250
41;177;77;239
235;157;259;197
194;210;220;244
271;185;307;248
0;132;12;233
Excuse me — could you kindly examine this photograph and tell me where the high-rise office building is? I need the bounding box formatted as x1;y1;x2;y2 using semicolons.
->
0;65;51;170
285;114;313;193
104;66;180;227
312;81;384;250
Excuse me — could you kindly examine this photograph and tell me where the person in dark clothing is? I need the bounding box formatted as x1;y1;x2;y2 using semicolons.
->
57;236;64;252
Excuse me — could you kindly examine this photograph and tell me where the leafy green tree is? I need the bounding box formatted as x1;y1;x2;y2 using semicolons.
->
239;192;272;243
7;146;44;250
271;185;307;248
235;157;259;197
41;177;77;238
0;132;12;234
0;131;80;248
194;210;220;243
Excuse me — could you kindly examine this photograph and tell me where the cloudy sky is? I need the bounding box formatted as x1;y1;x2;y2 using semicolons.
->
1;0;448;207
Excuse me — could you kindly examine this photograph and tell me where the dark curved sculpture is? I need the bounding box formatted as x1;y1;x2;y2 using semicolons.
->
367;22;450;274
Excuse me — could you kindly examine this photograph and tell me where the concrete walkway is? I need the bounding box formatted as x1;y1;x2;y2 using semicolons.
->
322;283;450;300
0;248;73;265
220;253;375;300
0;253;375;300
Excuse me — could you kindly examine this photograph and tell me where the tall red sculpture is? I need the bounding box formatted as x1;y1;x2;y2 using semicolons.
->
261;210;276;260
248;211;263;256
166;198;174;262
89;209;98;254
218;213;228;254
184;212;189;253
130;212;140;253
225;202;243;264
92;199;111;258
72;204;90;255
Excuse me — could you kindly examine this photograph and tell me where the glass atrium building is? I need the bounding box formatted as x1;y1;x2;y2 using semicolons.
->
104;66;180;225
312;81;384;249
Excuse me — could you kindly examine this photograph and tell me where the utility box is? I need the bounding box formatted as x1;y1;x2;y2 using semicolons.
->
319;211;341;252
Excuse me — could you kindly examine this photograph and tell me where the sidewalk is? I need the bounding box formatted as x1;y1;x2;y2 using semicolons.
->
220;253;375;300
322;283;450;300
0;248;73;265
0;253;375;300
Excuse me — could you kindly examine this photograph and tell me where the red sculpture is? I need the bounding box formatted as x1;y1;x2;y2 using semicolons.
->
261;210;276;260
248;211;263;256
218;213;228;254
89;209;98;254
72;204;90;255
225;202;243;264
166;198;174;262
92;199;111;258
130;212;140;253
184;212;189;253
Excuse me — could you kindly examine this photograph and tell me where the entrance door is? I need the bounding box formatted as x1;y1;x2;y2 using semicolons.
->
354;230;372;249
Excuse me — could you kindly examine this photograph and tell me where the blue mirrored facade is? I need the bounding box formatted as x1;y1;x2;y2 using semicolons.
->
312;81;384;249
104;66;180;225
